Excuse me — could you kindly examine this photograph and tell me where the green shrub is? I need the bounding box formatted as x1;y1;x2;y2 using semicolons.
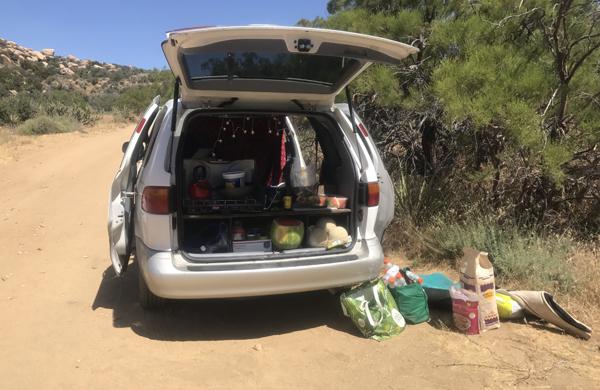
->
88;93;119;112
0;94;37;125
421;211;574;294
17;115;79;135
111;105;137;123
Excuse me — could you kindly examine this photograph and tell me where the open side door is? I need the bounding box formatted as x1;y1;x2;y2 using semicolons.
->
108;96;160;276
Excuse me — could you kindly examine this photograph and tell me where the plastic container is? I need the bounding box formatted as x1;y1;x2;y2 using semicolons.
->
246;227;260;240
383;259;393;270
232;221;245;241
386;265;400;277
450;285;480;335
326;195;348;209
405;270;424;284
395;273;407;286
318;194;327;206
223;171;245;188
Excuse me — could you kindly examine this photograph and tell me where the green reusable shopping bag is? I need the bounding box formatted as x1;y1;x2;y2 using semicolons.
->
390;282;430;325
340;279;406;341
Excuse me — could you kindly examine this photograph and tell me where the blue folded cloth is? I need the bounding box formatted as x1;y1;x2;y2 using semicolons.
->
418;273;460;306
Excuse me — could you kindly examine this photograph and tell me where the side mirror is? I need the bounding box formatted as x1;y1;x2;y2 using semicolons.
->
122;141;129;153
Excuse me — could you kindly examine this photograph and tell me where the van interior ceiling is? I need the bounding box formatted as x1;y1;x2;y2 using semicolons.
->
175;111;357;258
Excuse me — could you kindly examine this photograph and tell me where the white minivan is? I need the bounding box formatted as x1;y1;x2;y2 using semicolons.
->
108;26;416;307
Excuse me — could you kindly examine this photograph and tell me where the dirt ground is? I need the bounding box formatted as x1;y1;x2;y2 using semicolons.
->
1;120;599;390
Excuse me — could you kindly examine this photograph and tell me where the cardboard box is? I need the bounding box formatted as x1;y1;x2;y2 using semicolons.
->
232;239;272;253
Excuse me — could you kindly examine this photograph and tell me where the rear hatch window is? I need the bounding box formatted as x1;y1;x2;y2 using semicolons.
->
185;51;359;85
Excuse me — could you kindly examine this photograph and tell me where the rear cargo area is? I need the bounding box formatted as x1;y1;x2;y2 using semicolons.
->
175;111;357;259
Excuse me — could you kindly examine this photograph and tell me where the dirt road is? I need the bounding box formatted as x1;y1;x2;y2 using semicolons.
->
0;122;599;389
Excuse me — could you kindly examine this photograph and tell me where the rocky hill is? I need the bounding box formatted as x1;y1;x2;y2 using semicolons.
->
0;37;153;98
0;38;173;126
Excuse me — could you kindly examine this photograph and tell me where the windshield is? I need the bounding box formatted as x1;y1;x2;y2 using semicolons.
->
184;52;359;85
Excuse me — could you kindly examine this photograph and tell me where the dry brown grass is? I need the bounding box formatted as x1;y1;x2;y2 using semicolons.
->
561;245;600;327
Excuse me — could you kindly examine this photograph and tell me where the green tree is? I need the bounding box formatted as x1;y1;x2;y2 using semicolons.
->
301;0;600;234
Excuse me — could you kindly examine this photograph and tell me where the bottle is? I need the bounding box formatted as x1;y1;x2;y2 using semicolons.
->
283;181;292;209
395;273;407;286
387;277;398;288
385;265;400;277
381;264;399;284
405;270;423;284
232;221;245;241
383;259;393;270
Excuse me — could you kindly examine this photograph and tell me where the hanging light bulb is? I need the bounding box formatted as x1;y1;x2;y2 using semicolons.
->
212;152;216;157
219;139;223;143
246;116;250;120
243;130;247;134
232;134;236;138
223;127;227;131
251;130;254;135
226;121;229;125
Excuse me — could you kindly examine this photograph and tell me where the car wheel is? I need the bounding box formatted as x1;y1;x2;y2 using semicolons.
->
139;270;166;308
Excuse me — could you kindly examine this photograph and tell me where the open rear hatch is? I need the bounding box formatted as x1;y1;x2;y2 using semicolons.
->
162;25;417;110
175;110;361;262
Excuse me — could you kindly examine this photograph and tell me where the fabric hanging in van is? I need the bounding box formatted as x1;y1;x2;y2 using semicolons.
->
183;115;286;186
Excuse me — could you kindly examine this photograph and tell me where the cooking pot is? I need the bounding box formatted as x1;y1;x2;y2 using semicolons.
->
188;166;212;199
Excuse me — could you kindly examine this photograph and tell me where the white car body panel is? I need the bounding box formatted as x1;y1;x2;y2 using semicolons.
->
134;101;174;251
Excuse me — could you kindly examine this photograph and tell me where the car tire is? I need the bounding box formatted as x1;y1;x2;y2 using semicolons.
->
139;270;166;308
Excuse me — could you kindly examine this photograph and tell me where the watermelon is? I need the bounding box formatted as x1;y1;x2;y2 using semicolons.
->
271;219;304;250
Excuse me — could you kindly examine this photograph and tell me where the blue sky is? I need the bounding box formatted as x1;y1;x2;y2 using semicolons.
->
0;0;330;70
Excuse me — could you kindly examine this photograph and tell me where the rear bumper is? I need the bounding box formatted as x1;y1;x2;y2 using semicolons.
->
135;237;383;299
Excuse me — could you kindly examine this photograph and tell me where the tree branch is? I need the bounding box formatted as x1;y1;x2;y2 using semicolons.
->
478;7;544;28
567;41;600;82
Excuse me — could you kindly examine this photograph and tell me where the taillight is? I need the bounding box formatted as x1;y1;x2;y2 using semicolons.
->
368;182;379;207
142;186;169;214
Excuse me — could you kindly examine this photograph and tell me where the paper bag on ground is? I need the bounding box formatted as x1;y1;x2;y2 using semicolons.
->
460;248;500;331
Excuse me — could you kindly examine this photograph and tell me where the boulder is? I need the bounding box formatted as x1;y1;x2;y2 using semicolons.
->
31;51;46;61
92;64;102;69
41;48;55;56
6;41;17;47
67;54;76;61
59;63;65;69
41;61;48;67
60;68;74;75
9;90;17;95
0;54;11;64
67;62;78;68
